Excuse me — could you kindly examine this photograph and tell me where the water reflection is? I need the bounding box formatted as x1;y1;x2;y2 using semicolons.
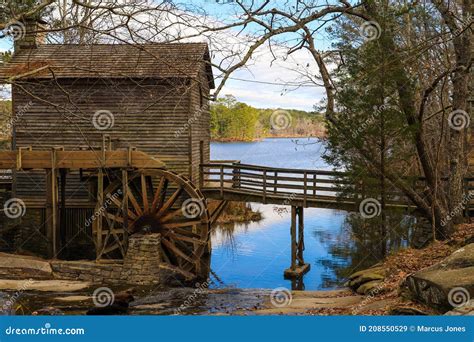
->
210;204;414;290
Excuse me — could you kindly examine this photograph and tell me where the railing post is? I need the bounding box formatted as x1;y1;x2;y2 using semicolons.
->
220;165;224;197
303;171;307;208
312;173;316;198
232;162;241;189
274;171;278;193
263;170;267;203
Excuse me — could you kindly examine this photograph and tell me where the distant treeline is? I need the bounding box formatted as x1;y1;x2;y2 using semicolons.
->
210;95;326;141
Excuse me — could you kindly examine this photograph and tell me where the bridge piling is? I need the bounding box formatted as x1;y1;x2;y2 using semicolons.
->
284;206;310;279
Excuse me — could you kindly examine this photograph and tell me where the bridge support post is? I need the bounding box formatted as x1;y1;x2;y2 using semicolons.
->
284;206;310;279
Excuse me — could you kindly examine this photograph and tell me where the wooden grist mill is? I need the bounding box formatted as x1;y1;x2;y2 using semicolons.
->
0;19;216;280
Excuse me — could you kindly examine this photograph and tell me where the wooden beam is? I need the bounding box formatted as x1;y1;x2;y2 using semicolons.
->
0;150;170;170
297;207;304;265
95;169;104;258
59;168;67;252
290;206;296;271
45;167;58;258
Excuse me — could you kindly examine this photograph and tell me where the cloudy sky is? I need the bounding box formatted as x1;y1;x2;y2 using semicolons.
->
0;0;332;111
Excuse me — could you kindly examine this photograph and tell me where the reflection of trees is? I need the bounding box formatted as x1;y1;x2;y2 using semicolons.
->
315;211;414;289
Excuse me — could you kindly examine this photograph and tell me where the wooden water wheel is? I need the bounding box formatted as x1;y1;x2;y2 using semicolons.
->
93;169;210;278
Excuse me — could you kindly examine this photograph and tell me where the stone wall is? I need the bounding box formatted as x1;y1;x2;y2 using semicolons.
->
51;260;123;285
120;233;163;285
0;233;177;286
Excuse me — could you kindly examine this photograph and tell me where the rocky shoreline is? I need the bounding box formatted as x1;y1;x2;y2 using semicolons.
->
0;224;472;316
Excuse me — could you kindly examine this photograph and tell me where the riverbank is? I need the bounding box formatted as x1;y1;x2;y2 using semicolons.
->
306;222;474;315
215;202;262;224
0;220;472;315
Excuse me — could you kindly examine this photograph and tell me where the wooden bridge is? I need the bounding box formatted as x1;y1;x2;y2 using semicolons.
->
201;160;474;210
200;160;420;211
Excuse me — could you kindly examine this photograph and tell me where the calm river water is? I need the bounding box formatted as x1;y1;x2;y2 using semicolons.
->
209;138;373;291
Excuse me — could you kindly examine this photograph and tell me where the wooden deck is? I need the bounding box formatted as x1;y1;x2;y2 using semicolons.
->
200;161;473;212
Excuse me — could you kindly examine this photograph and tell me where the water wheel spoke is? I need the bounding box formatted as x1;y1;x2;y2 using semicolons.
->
101;208;113;229
161;238;196;265
141;174;149;213
156;187;183;217
105;212;124;224
151;177;168;212
103;242;120;255
160;208;184;222
108;195;137;220
171;228;203;239
126;185;143;216
101;209;122;231
161;220;202;229
167;231;206;245
159;243;172;264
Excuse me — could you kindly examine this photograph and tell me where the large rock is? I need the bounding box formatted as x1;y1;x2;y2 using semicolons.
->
404;243;474;311
346;267;386;295
0;252;52;279
0;279;91;292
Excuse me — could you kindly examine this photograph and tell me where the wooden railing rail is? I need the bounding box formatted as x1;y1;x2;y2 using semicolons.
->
199;162;417;206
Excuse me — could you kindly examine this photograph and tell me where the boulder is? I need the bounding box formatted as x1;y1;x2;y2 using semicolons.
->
346;267;386;295
404;243;474;312
389;306;428;315
0;252;52;279
349;273;384;289
356;280;384;295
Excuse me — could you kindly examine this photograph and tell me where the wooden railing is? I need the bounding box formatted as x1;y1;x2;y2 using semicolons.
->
200;162;474;208
200;161;407;206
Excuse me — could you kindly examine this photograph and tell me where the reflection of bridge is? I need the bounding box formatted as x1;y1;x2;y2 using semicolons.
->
200;160;474;278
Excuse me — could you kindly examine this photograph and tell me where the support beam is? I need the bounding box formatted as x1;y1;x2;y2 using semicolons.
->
284;206;310;279
95;169;104;258
59;168;67;254
45;167;58;259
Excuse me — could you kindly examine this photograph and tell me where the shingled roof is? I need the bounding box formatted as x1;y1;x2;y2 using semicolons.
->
0;43;215;88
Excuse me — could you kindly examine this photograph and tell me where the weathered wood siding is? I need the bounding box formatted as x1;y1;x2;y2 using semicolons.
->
12;77;202;205
189;63;211;184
